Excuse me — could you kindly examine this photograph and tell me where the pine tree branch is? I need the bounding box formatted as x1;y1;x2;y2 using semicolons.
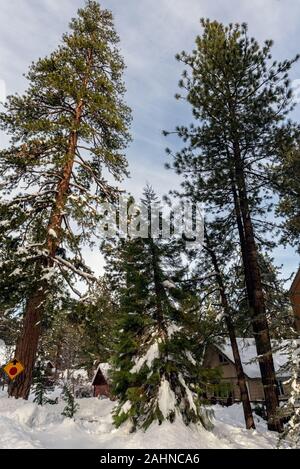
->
57;265;82;298
52;255;97;282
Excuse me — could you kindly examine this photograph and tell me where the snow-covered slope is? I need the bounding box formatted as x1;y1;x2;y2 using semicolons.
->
0;391;289;449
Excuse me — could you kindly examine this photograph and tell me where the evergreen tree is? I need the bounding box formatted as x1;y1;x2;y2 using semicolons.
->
72;279;120;370
165;20;299;431
32;361;48;406
189;224;293;431
61;383;79;418
202;225;255;429
272;137;300;253
110;187;214;431
39;298;82;379
0;1;131;398
0;307;21;347
253;254;294;339
32;359;57;405
211;249;294;339
226;252;294;338
36;283;119;382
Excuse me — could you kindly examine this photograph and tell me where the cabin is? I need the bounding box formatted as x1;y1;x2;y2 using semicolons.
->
44;360;55;385
203;338;291;403
290;267;300;333
35;359;56;387
91;363;111;398
43;360;55;375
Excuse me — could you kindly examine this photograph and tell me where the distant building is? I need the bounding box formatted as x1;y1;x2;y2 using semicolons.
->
203;338;291;403
43;360;55;386
91;363;111;398
290;267;300;333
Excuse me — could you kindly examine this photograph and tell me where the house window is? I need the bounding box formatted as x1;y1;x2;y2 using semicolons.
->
214;382;233;399
218;353;228;364
277;380;285;396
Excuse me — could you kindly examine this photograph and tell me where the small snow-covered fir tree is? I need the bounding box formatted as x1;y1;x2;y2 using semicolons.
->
110;187;214;431
32;362;48;406
32;360;57;405
61;383;79;418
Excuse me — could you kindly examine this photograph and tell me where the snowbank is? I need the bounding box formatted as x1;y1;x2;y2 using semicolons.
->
0;391;291;449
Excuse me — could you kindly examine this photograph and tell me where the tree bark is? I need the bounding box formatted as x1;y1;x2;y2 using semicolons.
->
8;285;45;398
204;229;255;430
9;99;84;399
231;141;283;432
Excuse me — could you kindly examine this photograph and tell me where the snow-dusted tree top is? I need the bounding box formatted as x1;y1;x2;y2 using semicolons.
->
0;1;131;301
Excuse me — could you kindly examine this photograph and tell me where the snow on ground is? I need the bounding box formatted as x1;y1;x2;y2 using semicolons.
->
0;390;289;449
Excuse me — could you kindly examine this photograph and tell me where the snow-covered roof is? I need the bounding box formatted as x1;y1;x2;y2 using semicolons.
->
218;338;291;379
92;363;111;385
162;279;177;289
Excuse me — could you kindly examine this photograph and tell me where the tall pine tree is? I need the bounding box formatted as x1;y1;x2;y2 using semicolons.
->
165;20;299;431
0;1;131;398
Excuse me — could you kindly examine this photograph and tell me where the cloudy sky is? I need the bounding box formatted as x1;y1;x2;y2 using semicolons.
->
0;0;299;281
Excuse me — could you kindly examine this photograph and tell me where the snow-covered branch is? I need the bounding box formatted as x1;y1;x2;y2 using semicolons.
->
52;255;97;282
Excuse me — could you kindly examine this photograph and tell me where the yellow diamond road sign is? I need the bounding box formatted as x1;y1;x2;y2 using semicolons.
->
3;359;25;380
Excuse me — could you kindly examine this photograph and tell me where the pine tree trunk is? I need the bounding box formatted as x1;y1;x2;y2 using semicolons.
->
231;141;283;432
8;286;45;399
204;229;255;429
226;321;255;429
9;100;84;399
